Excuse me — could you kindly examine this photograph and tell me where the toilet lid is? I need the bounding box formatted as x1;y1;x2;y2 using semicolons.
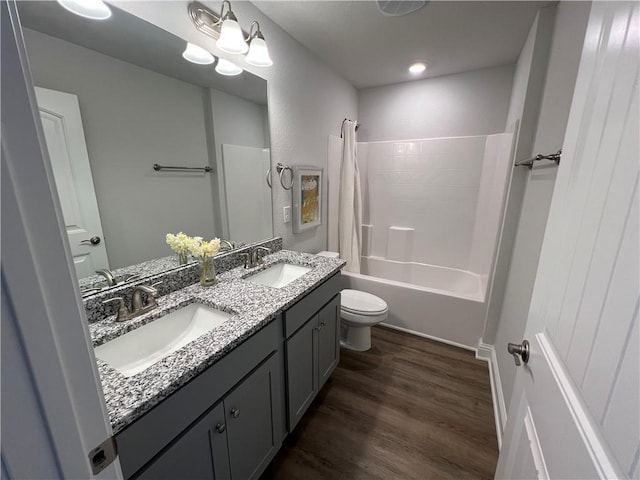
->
341;289;388;315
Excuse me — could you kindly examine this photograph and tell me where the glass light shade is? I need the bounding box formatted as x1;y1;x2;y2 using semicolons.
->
216;19;249;54
215;58;243;76
245;37;273;67
56;0;111;20
182;43;215;65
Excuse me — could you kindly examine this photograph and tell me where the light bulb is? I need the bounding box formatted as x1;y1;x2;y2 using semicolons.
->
409;62;427;74
182;42;215;65
246;36;273;67
56;0;111;20
216;18;249;54
215;58;243;76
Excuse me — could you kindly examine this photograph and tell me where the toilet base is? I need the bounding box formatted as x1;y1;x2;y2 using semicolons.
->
340;323;372;351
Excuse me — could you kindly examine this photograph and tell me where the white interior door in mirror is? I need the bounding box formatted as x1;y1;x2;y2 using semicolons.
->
35;87;109;278
221;144;272;243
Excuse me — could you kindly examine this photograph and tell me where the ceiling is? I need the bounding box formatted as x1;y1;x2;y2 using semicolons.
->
253;1;555;89
17;1;267;104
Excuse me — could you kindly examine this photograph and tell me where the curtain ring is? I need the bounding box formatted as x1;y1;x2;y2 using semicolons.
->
279;165;293;190
266;167;272;188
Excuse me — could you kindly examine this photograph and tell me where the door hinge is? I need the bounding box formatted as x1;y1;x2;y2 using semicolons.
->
88;435;118;475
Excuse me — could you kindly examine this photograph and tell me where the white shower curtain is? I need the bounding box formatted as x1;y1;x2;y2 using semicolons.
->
339;120;362;273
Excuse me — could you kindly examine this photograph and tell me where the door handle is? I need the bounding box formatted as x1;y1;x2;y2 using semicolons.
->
230;408;240;419
81;236;101;246
507;340;530;366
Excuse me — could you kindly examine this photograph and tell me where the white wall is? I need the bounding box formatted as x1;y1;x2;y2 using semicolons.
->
492;1;592;412
357;65;514;142
358;136;487;270
24;28;216;269
482;6;556;345
112;1;359;254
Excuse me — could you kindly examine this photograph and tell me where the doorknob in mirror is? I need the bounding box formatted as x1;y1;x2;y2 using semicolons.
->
81;236;101;246
507;340;530;366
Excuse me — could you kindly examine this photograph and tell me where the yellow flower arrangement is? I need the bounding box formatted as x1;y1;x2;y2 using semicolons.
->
165;232;191;255
187;237;221;259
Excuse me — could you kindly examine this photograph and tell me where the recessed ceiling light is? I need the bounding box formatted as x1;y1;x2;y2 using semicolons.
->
409;62;427;74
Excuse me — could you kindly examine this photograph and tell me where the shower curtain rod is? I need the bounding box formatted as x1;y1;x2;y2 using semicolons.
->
340;118;360;138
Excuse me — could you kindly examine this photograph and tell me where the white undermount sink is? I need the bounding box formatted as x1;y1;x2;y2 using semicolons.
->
244;263;311;289
94;303;232;377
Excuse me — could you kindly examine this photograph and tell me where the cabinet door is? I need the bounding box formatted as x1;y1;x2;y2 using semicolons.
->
136;402;230;480
285;315;318;431
225;353;281;480
318;294;340;390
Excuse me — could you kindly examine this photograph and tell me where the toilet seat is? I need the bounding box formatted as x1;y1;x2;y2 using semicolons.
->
341;289;388;315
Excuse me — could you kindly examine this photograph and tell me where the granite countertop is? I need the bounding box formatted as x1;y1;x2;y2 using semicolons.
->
90;250;345;434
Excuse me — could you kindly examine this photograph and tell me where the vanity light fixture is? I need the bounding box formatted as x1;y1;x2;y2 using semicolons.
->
245;21;273;67
216;0;249;54
215;58;243;76
188;1;273;67
409;62;427;74
56;0;111;20
182;42;216;65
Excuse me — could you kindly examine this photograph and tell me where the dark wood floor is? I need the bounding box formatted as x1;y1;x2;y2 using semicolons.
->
263;326;498;480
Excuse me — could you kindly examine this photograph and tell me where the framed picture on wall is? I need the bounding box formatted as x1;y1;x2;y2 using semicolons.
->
292;166;323;233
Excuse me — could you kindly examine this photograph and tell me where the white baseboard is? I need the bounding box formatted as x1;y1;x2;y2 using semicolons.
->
476;341;507;449
379;322;476;352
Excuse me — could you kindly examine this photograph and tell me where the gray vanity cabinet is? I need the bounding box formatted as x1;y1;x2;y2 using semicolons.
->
225;353;281;480
135;353;281;480
285;314;318;429
285;287;341;432
136;403;230;480
118;319;283;480
317;295;341;389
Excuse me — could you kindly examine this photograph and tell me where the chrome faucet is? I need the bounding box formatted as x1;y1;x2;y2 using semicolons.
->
220;239;234;252
95;268;116;286
242;246;271;268
102;282;161;322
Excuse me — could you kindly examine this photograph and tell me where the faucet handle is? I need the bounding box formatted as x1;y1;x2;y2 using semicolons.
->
132;284;160;310
255;246;271;265
240;252;251;269
102;297;129;322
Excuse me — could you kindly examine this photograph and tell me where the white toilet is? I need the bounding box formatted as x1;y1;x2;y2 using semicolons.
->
317;251;388;351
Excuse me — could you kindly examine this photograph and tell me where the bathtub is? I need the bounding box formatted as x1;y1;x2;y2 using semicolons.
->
342;256;487;349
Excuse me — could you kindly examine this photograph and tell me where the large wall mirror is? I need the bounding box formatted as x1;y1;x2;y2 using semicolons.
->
17;1;273;291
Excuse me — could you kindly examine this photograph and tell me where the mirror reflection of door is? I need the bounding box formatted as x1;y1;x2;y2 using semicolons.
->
221;144;273;243
35;86;110;278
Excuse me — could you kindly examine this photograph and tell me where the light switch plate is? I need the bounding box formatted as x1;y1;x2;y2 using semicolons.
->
283;206;291;223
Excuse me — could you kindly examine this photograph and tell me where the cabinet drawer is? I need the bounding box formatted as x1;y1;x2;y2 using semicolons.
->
283;272;341;338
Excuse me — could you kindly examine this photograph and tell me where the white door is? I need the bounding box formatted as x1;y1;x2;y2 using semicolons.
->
496;2;639;479
35;86;110;278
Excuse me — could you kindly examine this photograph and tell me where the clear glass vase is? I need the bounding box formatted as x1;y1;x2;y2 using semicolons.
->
178;252;189;265
200;255;217;287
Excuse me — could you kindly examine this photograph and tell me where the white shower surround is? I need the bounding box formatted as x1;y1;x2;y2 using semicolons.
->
327;132;514;348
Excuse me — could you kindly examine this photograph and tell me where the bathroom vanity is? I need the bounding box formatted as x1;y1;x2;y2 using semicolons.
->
88;249;344;479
